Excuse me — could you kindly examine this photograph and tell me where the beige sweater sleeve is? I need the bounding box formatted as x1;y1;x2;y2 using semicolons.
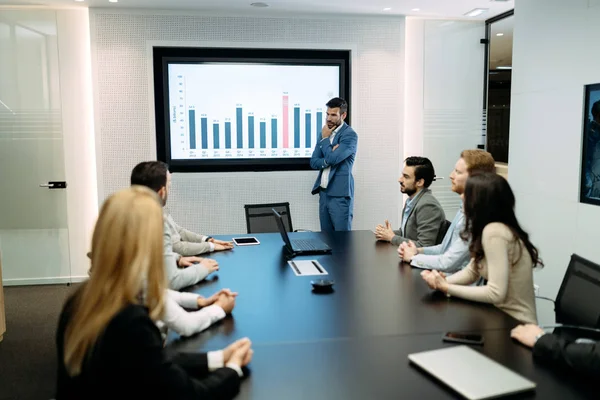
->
446;224;511;304
446;258;480;286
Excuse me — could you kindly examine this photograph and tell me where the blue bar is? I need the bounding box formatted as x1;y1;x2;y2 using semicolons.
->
236;107;243;148
225;122;231;149
294;107;300;148
189;110;196;150
271;118;277;148
305;113;312;148
260;122;266;149
201;117;208;150
316;111;323;143
248;116;255;148
213;123;219;149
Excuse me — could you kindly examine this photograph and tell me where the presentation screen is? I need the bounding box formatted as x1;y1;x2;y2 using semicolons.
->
153;47;350;172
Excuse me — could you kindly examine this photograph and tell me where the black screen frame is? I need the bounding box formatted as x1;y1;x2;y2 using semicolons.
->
153;47;351;173
580;83;600;206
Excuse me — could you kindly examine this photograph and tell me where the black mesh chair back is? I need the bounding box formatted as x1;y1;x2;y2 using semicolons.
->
244;202;293;234
555;254;600;328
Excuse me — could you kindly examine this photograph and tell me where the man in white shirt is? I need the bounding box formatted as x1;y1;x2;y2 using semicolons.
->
398;149;495;273
131;161;220;290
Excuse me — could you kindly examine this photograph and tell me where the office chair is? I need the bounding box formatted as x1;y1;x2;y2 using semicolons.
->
554;254;600;329
244;202;293;234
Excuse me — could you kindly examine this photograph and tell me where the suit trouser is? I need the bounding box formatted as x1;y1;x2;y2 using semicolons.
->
319;191;353;232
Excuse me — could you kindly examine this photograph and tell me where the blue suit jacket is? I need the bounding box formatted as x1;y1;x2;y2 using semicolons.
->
310;123;358;197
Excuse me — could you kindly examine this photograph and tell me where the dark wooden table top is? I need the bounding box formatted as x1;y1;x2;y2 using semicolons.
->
166;230;595;399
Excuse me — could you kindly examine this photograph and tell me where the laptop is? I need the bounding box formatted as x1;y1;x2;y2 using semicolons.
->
408;346;536;400
272;209;332;256
555;253;600;330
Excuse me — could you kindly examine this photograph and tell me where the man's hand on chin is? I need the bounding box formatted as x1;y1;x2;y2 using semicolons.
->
322;124;335;139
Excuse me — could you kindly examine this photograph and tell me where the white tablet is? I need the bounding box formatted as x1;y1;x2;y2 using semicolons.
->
232;237;260;246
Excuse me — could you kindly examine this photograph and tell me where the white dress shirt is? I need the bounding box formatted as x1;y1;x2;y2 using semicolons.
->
401;196;415;234
410;205;470;273
157;290;243;377
160;289;226;337
320;122;345;189
207;351;244;377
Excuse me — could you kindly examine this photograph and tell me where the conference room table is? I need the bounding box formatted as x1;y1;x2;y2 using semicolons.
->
167;230;596;399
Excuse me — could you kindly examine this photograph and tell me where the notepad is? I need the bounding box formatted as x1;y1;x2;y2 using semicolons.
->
288;260;328;276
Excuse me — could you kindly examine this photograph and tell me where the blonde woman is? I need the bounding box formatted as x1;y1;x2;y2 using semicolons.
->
56;186;253;399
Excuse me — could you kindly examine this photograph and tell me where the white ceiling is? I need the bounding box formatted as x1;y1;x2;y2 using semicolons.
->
1;0;514;19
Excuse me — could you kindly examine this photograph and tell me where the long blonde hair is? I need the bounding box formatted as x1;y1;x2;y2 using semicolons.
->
64;186;166;376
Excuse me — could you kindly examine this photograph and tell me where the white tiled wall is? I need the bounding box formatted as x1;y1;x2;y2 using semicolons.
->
91;11;405;234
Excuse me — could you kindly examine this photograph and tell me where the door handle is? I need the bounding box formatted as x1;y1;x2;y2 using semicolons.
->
39;181;67;189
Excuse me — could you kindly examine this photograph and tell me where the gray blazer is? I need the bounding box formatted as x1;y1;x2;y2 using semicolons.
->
391;188;446;247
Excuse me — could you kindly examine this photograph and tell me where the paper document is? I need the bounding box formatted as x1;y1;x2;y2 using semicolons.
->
288;260;328;276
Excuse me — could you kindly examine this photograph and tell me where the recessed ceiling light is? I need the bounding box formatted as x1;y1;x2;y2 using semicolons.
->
75;0;84;2
108;0;118;2
412;8;420;11
496;33;504;36
464;8;488;17
383;7;392;11
250;2;269;7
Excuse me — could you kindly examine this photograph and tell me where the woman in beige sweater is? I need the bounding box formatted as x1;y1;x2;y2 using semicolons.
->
421;172;542;324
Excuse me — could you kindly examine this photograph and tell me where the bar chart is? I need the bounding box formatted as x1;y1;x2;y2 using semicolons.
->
187;99;323;151
168;63;339;160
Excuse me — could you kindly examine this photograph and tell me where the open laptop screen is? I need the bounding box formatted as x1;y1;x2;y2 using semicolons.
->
556;254;600;327
272;209;293;251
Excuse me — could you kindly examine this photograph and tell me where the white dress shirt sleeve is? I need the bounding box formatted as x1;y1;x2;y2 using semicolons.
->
207;351;244;377
421;243;443;256
167;289;201;309
411;234;470;273
207;350;224;370
163;292;226;337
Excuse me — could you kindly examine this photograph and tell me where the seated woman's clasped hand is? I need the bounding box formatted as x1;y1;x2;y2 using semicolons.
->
420;270;448;293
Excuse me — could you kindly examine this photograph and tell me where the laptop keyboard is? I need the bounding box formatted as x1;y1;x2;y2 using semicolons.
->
292;239;321;251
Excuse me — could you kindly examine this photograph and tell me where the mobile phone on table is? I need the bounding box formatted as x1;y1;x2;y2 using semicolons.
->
442;332;484;345
232;237;260;246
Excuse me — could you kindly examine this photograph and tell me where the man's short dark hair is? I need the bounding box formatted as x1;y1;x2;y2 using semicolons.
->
405;156;436;188
326;97;348;114
130;161;169;193
592;100;600;119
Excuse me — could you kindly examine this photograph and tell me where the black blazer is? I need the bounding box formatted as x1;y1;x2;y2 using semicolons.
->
56;290;240;400
533;334;600;377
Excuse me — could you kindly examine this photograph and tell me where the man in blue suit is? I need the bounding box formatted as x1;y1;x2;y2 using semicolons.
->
310;97;358;231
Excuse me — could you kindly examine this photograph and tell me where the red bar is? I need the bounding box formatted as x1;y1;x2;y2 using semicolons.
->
283;95;289;148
